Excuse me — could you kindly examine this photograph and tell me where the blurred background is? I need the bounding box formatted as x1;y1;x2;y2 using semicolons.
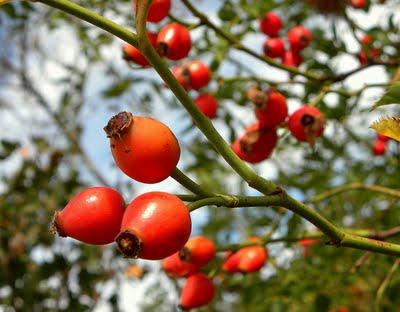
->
1;0;400;311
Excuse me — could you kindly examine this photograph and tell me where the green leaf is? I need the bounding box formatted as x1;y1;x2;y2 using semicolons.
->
372;81;400;110
370;116;400;142
102;79;133;98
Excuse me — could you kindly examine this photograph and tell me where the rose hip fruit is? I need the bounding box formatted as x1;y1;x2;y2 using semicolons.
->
288;25;312;52
222;251;241;273
263;37;286;58
232;123;278;164
133;0;171;23
373;139;386;156
194;94;218;119
172;65;190;90
53;187;125;245
351;0;366;9
237;245;268;273
104;112;180;184
179;236;216;267
358;48;379;65
288;105;325;143
180;273;215;310
255;90;288;128
162;252;199;278
116;192;191;260
259;12;282;37
282;50;303;67
122;32;157;67
157;23;192;60
187;60;211;90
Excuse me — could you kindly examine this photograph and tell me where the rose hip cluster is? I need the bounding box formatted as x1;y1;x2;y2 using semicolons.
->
358;34;380;65
123;0;219;120
260;11;312;68
232;86;325;164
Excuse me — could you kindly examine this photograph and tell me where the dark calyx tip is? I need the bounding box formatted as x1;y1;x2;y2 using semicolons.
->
50;212;67;237
157;42;169;57
178;246;191;262
116;230;142;258
301;114;315;126
104;112;133;138
178;304;189;311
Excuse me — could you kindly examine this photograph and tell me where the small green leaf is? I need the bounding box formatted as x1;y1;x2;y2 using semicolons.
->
372;81;400;110
102;79;133;98
370;116;400;142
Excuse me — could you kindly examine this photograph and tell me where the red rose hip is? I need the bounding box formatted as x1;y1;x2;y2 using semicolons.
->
237;245;268;273
282;50;303;67
288;25;312;52
157;23;192;60
162;252;199;278
104;112;180;184
255;90;288;128
116;192;191;260
232;123;278;164
263;38;286;58
133;0;171;23
180;273;215;310
288;105;324;144
122;32;157;67
194;94;218;119
187;60;211;90
53;187;125;245
259;12;282;37
179;236;216;267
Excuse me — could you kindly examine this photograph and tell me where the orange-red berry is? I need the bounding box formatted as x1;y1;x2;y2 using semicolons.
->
157;23;192;60
259;12;282;37
288;105;325;143
179;236;216;267
194;94;218;119
180;273;215;310
162;252;199;278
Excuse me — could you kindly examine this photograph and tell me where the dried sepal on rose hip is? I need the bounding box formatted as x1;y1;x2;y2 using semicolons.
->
179;273;215;310
288;105;325;145
116;192;191;260
52;187;125;245
104;112;180;184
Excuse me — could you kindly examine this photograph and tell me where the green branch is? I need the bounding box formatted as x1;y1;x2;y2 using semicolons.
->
36;0;138;47
171;168;214;198
375;259;400;312
308;183;400;203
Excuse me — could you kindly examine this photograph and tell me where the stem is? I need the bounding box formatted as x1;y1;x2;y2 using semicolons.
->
171;168;213;197
180;0;321;81
375;259;400;312
36;0;138;47
308;183;400;203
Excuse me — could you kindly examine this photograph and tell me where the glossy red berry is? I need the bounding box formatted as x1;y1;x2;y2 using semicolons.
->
162;252;199;278
104;112;180;184
194;94;218;119
133;0;171;23
187;60;211;90
288;105;325;143
157;23;191;60
282;50;303;67
222;251;240;273
179;236;216;267
288;25;312;52
180;273;215;310
259;12;282;37
237;245;268;273
232;123;278;164
116;192;191;260
255;90;288;128
351;0;366;9
172;65;190;90
373;139;386;156
263;37;286;58
122;32;157;67
53;187;125;245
